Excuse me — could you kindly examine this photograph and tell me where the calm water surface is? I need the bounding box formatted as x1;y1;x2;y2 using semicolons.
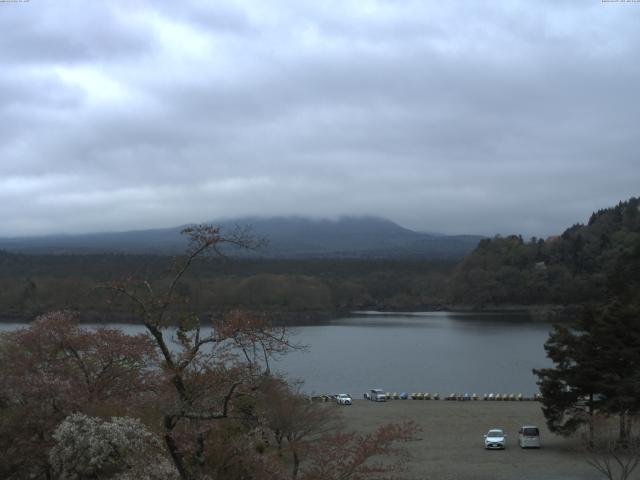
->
0;311;553;396
280;311;553;395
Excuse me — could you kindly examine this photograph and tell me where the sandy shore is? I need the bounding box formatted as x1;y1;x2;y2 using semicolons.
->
337;400;601;480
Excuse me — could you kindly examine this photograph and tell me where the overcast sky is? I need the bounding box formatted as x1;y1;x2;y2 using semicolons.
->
1;0;638;238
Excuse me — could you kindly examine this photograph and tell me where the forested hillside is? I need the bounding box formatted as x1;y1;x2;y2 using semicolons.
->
450;197;640;307
1;198;638;323
0;254;455;323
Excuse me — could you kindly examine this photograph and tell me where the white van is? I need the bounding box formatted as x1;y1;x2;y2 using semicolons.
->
369;389;387;402
518;426;541;448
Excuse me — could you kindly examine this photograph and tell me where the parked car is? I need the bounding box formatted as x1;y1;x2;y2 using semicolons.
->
484;429;507;449
518;426;541;448
335;393;352;405
369;389;387;402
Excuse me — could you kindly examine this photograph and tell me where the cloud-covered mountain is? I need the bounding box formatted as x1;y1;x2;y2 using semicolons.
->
0;216;482;259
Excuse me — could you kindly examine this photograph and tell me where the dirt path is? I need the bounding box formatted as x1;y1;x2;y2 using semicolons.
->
337;400;602;480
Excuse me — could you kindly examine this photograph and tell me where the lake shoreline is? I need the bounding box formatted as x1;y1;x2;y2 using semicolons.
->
0;303;577;325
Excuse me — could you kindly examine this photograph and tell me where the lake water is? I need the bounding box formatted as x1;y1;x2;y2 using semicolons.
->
0;311;553;396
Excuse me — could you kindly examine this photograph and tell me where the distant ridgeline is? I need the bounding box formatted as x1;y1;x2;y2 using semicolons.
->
0;202;638;323
449;197;640;308
0;216;481;259
0;217;481;322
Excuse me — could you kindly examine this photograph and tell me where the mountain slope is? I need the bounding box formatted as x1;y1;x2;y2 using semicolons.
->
0;216;482;259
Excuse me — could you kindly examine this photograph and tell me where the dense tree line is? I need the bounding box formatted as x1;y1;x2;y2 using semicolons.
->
0;253;455;322
450;197;640;308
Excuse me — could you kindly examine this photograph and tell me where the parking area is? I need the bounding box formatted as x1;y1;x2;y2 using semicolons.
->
339;400;602;480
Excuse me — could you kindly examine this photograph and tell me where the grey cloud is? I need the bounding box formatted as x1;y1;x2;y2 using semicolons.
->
0;2;155;64
0;0;638;237
165;2;258;36
0;72;82;111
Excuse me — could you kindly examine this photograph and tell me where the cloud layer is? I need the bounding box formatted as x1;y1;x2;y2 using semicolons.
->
1;0;638;237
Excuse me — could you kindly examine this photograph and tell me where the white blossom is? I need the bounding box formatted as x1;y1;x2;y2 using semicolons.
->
50;413;179;480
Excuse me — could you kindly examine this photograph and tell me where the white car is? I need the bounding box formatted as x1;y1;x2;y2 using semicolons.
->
369;389;387;402
484;429;507;449
518;426;541;448
335;394;352;405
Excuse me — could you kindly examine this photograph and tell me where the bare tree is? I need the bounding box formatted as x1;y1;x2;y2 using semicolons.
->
584;418;640;480
301;421;420;480
258;378;340;479
102;225;298;480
